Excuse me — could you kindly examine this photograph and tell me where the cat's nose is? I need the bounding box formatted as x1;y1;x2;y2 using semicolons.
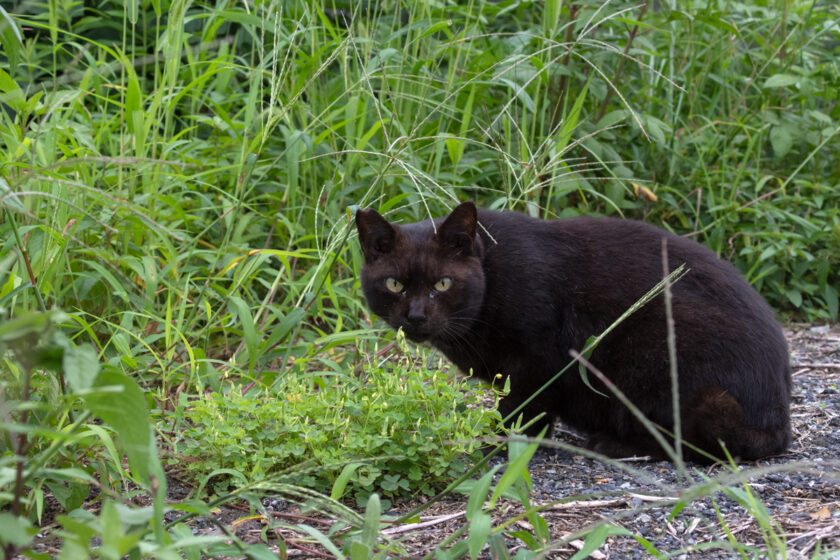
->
407;301;426;327
406;311;426;326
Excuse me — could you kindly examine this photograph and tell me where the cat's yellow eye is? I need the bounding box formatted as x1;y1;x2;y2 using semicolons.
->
434;277;452;292
385;278;404;293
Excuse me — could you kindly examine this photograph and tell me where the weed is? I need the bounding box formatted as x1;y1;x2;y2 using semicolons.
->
161;344;500;507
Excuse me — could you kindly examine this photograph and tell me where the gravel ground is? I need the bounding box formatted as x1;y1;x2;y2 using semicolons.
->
383;324;840;559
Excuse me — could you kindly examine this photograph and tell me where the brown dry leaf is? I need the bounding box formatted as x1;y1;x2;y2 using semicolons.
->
809;507;831;521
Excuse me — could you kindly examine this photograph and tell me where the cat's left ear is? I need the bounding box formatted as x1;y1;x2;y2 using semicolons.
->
438;201;479;256
356;208;398;263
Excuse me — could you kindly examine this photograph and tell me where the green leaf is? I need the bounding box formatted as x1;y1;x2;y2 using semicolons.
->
466;468;497;519
211;9;274;32
641;114;667;145
825;285;838;321
124;59;142;134
543;0;561;35
284;129;306;205
244;543;279;560
632;534;663;557
578;336;609;398
63;343;100;392
668;498;689;521
0;7;22;75
296;524;346;560
113;332;137;368
490;439;539;507
785;289;802;308
79;260;129;303
507;529;540;550
169;524;201;560
46;480;89;512
488;533;516;558
468;511;492;560
380;474;399;492
512;547;536;559
360;493;381;551
694;12;738;34
445;540;469;559
84;367;155;485
56;510;98;560
0;68;24;111
418;20;452;40
126;0;139;24
569;524;631;560
445;135;465;168
263;307;306;350
229;296;257;374
529;510;550;542
331;462;362;500
350;541;370;560
458;83;477;146
556;81;589;155
0;176;26;213
500;78;535;113
0;512;34;547
597;109;628;129
763;73;798;89
770;125;793;158
0;309;67;343
0;7;22;45
100;500;143;557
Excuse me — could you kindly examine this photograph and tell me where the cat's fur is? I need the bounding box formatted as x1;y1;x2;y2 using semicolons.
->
355;201;791;462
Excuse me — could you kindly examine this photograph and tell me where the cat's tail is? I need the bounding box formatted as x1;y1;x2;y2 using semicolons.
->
682;387;791;463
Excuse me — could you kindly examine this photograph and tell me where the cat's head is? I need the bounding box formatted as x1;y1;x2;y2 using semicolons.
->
355;201;485;344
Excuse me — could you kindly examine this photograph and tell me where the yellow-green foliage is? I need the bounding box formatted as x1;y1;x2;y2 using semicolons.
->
165;351;500;506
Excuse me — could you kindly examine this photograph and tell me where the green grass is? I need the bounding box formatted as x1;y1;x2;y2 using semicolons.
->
1;0;839;558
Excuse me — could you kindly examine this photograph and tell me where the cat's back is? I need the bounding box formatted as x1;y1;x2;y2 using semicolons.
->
476;211;780;330
477;208;705;255
475;210;721;280
552;216;774;313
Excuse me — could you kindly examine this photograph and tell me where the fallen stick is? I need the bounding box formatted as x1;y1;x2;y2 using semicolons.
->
381;512;466;536
546;492;675;511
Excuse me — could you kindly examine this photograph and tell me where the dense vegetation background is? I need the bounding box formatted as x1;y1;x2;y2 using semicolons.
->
1;0;838;557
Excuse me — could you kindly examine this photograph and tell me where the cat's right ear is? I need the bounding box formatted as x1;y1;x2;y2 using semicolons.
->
438;201;479;256
355;208;397;263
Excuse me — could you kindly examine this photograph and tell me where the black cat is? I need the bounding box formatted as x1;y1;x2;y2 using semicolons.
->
355;201;791;462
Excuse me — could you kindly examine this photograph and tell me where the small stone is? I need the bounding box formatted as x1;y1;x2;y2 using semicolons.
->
636;513;652;524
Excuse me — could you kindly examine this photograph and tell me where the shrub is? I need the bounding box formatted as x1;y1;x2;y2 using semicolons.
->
162;344;500;506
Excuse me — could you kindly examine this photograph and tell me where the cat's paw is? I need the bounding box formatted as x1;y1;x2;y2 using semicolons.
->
585;434;660;460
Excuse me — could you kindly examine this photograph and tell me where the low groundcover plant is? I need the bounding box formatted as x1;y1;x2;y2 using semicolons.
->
161;348;500;507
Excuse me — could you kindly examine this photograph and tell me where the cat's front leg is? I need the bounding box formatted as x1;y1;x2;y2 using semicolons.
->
584;432;668;461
